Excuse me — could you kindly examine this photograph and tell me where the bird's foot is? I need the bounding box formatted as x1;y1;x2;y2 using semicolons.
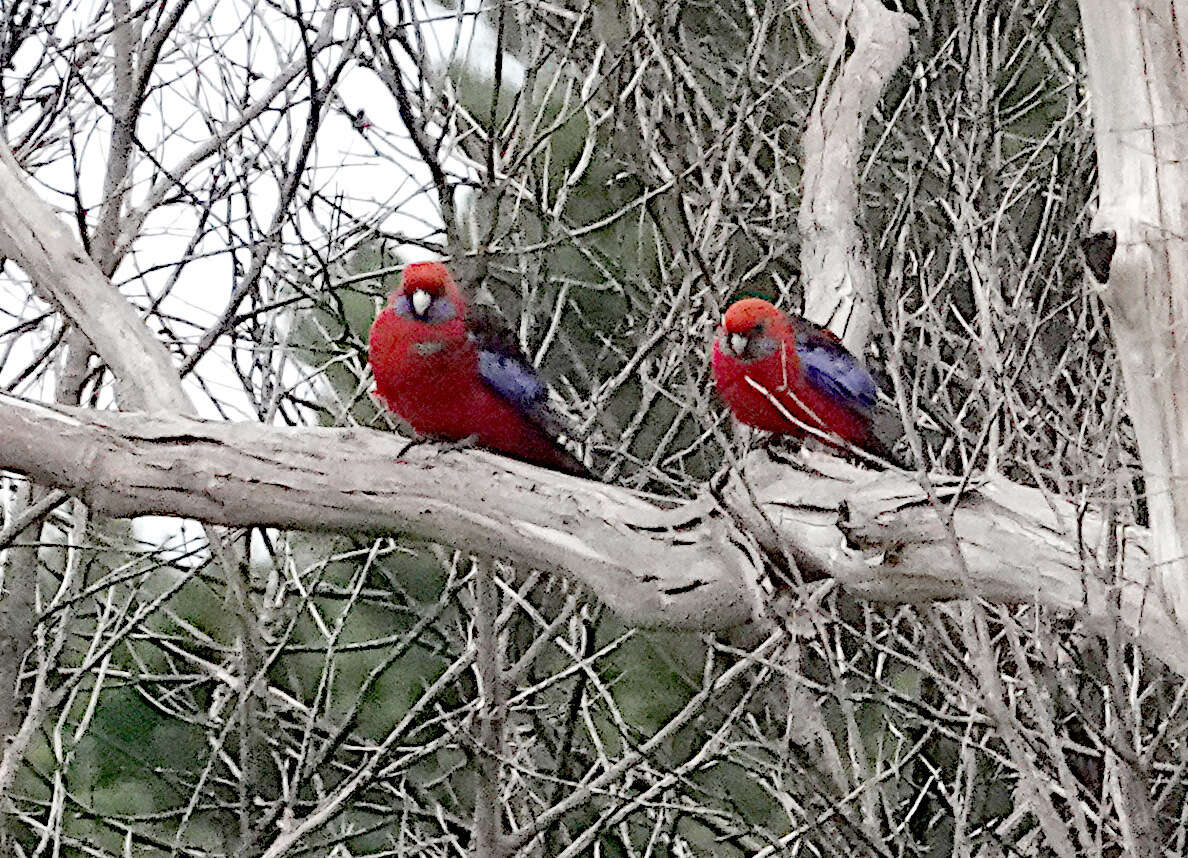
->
756;435;810;469
395;433;478;460
755;434;787;454
435;434;479;454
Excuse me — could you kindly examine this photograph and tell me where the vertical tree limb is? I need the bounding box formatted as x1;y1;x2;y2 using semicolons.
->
797;0;915;351
1079;0;1188;629
471;557;506;858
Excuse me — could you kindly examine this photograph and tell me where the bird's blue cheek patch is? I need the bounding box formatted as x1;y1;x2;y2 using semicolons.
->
745;334;780;361
393;294;459;324
425;298;458;324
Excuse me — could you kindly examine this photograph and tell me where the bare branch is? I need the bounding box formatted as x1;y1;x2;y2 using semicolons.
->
0;147;189;412
1079;0;1188;637
799;0;915;350
1;394;1182;676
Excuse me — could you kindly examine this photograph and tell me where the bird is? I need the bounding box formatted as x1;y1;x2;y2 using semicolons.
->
710;297;897;463
368;261;588;476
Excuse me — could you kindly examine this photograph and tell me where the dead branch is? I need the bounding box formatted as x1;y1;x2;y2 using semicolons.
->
1079;0;1188;636
798;0;916;350
1;394;1181;674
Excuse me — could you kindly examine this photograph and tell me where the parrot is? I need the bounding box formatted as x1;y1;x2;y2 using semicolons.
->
710;297;897;463
368;261;588;476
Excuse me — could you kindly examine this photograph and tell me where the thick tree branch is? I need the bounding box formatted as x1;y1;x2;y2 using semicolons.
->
0;146;189;413
798;0;915;351
1079;0;1188;635
0;395;753;630
1;394;1181;673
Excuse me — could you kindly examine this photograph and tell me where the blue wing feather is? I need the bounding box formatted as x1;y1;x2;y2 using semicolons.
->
477;348;549;416
468;304;578;441
793;318;878;415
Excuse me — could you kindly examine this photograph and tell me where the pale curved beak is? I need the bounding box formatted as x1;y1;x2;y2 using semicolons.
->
411;289;432;316
729;332;748;356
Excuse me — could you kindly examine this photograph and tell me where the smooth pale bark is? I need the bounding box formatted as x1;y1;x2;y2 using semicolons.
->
0;396;755;630
1079;1;1188;632
798;0;915;351
1;395;1181;673
0;148;190;414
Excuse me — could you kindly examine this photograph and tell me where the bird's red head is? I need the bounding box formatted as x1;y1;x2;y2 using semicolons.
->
717;298;788;362
399;261;454;297
391;261;463;324
721;298;785;335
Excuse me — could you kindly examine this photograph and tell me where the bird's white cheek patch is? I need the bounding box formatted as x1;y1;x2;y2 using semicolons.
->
414;341;447;357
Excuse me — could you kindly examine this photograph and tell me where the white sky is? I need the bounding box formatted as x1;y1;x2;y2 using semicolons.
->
0;0;521;556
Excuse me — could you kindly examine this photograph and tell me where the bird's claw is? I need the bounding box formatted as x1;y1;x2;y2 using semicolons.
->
395;433;479;460
757;435;801;466
435;434;479;454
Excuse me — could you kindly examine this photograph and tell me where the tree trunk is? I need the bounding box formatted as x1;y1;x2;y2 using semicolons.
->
1079;0;1188;634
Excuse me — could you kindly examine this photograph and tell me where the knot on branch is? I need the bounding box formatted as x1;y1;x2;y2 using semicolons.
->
837;473;973;552
1081;230;1117;283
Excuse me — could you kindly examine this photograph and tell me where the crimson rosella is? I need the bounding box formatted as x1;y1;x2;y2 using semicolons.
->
711;298;895;463
368;261;587;476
